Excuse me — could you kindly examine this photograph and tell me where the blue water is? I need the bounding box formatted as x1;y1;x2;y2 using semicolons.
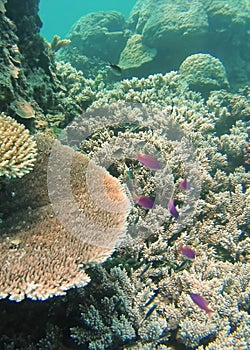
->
39;0;137;41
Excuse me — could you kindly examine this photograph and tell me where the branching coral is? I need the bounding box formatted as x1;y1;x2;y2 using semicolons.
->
48;35;71;53
64;79;249;348
70;264;169;350
0;113;37;178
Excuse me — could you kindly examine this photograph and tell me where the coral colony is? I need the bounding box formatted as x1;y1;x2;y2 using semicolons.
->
0;0;249;349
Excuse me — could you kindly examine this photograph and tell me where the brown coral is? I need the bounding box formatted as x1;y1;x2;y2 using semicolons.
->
49;35;71;52
0;113;37;178
0;135;130;301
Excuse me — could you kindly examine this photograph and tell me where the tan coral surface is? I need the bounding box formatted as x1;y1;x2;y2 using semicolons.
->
0;135;130;301
0;113;37;178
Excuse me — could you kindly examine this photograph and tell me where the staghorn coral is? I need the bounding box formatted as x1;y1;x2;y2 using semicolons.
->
0;134;130;301
88;71;204;110
196;312;250;350
70;264;169;350
74;70;249;177
244;134;250;166
206;88;250;132
64;90;249;348
0;113;37;178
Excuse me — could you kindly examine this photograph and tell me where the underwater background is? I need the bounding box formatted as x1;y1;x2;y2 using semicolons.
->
0;0;249;349
39;0;137;41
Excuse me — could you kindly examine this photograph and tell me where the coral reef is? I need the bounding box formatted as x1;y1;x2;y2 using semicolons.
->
0;0;249;348
0;113;37;178
0;134;130;301
57;0;249;87
0;0;83;132
69;258;250;349
128;0;250;87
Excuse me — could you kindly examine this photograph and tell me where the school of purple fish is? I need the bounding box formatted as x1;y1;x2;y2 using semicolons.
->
132;152;214;316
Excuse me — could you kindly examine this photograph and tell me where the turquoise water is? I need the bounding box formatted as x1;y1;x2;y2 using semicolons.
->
39;0;137;41
0;0;250;349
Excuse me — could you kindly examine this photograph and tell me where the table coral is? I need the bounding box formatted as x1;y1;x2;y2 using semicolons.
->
0;134;130;301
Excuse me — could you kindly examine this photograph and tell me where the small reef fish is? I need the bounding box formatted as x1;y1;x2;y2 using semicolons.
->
178;245;196;259
190;293;214;316
136;151;161;170
168;197;179;219
180;178;191;190
109;62;122;76
133;194;155;209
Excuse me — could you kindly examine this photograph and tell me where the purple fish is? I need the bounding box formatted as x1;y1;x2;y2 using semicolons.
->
136;151;161;170
168;197;179;218
190;293;214;316
133;194;155;209
180;178;191;190
178;245;196;259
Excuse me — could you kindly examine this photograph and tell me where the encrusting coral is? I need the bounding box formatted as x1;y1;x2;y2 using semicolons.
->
0;134;130;301
0;113;37;178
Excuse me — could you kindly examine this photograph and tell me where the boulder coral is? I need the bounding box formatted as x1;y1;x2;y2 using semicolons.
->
118;34;157;71
129;0;208;50
58;11;130;75
179;53;230;96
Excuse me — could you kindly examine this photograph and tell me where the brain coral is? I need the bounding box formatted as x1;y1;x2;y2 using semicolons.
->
179;53;229;96
0;135;130;301
0;112;37;178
